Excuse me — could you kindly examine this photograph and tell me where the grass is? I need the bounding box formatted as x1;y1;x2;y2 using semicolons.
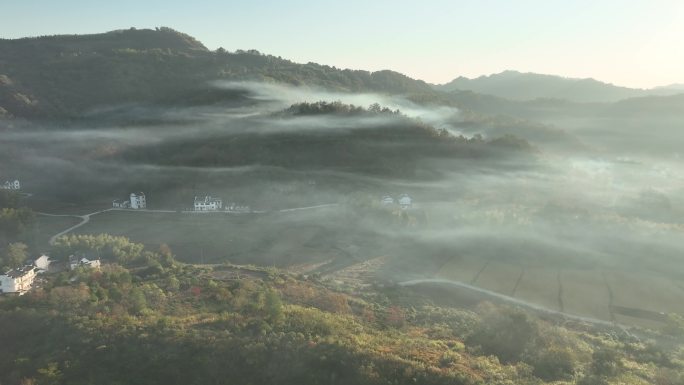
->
34;214;82;250
71;208;365;268
560;269;612;321
514;267;561;312
433;253;684;328
474;260;522;296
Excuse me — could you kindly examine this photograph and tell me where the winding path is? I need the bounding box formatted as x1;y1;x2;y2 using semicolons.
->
37;208;113;245
37;203;340;245
399;278;620;328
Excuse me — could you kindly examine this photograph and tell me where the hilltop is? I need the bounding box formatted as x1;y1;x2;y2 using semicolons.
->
0;28;434;120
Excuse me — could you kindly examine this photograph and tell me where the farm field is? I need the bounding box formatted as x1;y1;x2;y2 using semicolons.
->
513;267;560;311
431;252;684;328
435;254;488;283
473;260;522;296
607;271;684;315
50;203;684;329
559;269;612;321
34;215;82;250
69;208;365;268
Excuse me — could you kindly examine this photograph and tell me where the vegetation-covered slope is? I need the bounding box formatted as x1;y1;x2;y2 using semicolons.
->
0;28;435;120
1;234;682;385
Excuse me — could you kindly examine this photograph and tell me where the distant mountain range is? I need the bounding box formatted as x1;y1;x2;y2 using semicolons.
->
0;28;682;122
434;70;683;103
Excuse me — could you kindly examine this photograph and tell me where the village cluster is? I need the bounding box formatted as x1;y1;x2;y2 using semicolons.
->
112;192;251;213
2;179;413;297
1;179;21;190
380;193;413;210
0;254;100;295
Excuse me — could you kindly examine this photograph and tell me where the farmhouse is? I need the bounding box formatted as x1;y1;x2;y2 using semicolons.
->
194;196;223;211
381;195;395;205
112;192;146;209
0;265;37;295
68;255;102;270
398;193;413;209
130;192;146;209
1;179;20;190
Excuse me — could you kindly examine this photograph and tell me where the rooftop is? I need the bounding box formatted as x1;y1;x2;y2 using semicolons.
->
4;265;36;278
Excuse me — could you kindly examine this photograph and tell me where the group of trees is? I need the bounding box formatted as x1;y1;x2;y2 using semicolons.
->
0;230;682;385
280;101;402;117
0;190;35;269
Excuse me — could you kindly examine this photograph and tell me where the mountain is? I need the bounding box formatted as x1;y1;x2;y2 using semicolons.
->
656;83;684;91
434;70;682;103
0;28;435;120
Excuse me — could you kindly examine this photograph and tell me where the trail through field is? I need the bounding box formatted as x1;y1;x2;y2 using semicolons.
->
399;278;620;328
37;203;339;246
38;208;114;245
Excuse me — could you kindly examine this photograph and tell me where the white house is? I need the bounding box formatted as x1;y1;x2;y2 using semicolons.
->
381;195;395;205
112;199;130;208
68;255;101;270
130;192;146;209
398;193;413;209
0;265;37;295
194;196;223;211
1;179;20;190
34;254;51;273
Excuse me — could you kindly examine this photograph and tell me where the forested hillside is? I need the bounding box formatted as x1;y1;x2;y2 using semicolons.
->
0;28;435;120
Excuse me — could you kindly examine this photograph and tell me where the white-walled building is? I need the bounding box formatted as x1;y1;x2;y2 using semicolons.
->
381;195;395;205
130;192;146;209
398;194;413;209
1;179;20;190
194;196;223;211
68;255;101;270
0;265;37;295
34;255;51;273
112;192;145;209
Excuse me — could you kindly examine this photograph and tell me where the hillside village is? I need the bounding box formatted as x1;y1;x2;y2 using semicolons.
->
1;181;416;298
0;253;102;295
1;179;20;190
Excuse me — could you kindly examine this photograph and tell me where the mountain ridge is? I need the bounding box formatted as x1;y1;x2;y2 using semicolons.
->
434;70;682;103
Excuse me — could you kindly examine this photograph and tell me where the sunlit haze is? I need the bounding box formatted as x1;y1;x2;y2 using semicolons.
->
2;0;683;88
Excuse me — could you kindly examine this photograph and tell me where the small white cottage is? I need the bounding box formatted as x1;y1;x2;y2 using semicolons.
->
398;194;413;209
381;195;395;205
194;196;223;211
1;179;20;190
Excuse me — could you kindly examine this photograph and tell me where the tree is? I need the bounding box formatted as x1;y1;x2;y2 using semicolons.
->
3;242;28;269
591;347;623;377
467;307;539;363
264;289;284;325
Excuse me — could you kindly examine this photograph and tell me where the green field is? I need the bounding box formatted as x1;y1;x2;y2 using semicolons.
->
34;214;82;250
70;208;367;269
61;203;684;329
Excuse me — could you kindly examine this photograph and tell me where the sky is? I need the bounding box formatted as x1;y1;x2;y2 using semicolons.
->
2;0;683;88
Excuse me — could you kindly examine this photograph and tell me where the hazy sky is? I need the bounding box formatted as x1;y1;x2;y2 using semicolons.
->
2;0;683;88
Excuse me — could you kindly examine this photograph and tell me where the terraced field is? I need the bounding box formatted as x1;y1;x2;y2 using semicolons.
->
433;254;684;328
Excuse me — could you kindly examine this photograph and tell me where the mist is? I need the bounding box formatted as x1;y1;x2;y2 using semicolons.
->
4;79;684;329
